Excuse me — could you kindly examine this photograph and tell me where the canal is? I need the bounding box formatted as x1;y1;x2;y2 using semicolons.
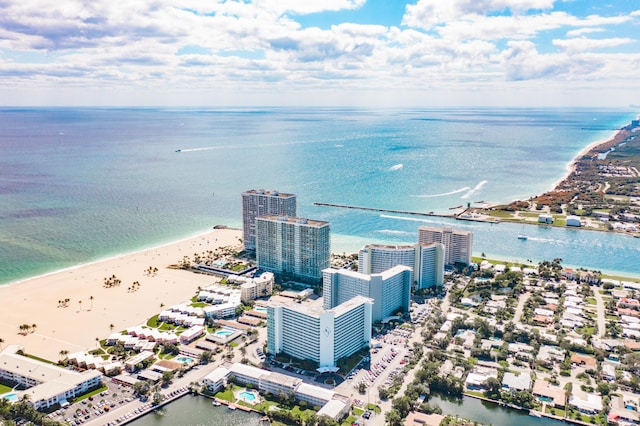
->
429;393;566;426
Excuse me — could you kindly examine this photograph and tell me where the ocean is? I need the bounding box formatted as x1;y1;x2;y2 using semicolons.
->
1;107;639;284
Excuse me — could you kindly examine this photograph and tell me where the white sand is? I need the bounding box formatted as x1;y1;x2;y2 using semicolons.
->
0;228;242;361
549;129;621;191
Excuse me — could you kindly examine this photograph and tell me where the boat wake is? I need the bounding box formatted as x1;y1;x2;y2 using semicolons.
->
461;180;488;199
411;187;470;198
379;214;480;229
389;164;403;171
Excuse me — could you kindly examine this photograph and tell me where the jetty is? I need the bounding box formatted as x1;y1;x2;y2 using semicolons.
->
313;202;455;218
313;203;500;223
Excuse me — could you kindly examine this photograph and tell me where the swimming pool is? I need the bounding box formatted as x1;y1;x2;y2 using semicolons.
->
254;307;267;312
1;393;19;403
215;329;233;336
176;356;194;364
239;391;257;402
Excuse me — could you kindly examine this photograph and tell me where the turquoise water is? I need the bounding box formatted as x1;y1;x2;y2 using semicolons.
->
1;107;639;284
215;330;233;336
176;356;194;364
254;307;267;312
239;391;257;402
1;393;19;403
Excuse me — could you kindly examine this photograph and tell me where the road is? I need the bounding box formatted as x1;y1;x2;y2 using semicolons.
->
512;291;531;325
592;285;606;338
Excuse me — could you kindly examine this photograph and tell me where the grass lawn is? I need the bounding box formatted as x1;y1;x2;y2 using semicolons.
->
191;302;208;308
147;314;160;328
365;403;381;413
25;353;58;366
342;416;357;426
352;407;364;416
0;383;13;394
214;387;236;402
585;297;597;305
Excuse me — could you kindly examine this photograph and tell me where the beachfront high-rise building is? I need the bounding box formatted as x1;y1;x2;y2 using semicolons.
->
267;296;372;368
358;245;416;284
323;265;411;322
256;215;330;285
415;243;445;289
418;226;473;266
242;189;297;252
358;243;445;290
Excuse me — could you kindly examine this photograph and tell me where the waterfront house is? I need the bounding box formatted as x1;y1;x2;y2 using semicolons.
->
404;411;446;426
502;372;531;392
532;379;566;408
569;389;602;415
538;214;553;224
608;396;640;424
465;366;498;391
566;215;581;227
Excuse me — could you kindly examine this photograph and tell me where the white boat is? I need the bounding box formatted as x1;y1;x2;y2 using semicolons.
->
517;234;528;240
212;401;220;406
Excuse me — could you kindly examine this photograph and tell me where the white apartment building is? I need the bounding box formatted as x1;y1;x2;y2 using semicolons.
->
358;243;444;289
0;345;103;410
322;265;411;322
267;296;372;368
418;225;473;266
228;272;274;302
359;245;416;284
242;189;296;251
256;215;330;285
415;243;445;289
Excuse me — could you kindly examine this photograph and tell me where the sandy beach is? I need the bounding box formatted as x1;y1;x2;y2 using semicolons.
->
0;228;242;361
548;129;622;192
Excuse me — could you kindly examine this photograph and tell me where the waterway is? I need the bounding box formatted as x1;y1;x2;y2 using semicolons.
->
429;393;565;426
129;395;263;426
129;393;567;426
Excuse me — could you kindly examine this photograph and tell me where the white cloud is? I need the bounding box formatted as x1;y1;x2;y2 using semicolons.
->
566;27;604;37
553;37;634;53
0;0;638;105
403;0;555;29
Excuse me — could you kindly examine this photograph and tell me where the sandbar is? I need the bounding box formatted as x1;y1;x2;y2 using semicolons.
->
0;228;242;361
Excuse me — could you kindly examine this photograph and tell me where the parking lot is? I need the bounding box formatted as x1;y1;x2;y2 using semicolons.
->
48;381;136;425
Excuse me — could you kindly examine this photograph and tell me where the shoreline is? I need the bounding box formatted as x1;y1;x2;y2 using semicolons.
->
0;227;243;361
549;129;621;193
1;226;237;288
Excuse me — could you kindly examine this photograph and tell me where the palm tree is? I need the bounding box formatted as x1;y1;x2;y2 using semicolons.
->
0;337;4;350
89;295;94;310
78;300;82;311
109;324;115;333
31;324;37;334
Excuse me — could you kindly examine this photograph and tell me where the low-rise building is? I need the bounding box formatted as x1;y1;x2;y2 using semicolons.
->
532;379;566;408
465;366;498;390
502;372;531;392
0;345;103;410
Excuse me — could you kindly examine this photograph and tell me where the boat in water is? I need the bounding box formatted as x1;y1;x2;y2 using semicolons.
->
175;149;181;153
517;234;528;240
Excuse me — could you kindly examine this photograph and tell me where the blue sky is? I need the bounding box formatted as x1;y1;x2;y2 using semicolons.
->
0;0;638;106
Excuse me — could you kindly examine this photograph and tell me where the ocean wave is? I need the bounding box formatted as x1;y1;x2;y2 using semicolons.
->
375;229;415;236
411;187;470;198
461;180;488;199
